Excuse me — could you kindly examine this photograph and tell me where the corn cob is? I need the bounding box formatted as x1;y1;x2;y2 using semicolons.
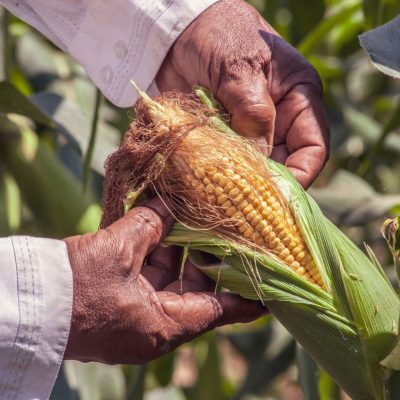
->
172;139;323;287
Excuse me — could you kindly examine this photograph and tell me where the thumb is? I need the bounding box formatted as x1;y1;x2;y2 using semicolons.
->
108;197;174;258
216;73;276;155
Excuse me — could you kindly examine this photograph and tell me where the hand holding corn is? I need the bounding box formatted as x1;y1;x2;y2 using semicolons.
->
63;198;264;363
157;0;330;188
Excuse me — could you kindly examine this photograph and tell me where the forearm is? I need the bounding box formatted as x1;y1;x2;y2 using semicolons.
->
0;0;220;106
0;237;72;400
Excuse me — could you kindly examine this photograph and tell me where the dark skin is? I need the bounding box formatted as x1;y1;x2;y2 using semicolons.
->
64;199;265;363
64;0;329;363
156;0;329;189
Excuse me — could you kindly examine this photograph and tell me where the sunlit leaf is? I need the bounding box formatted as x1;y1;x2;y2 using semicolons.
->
31;92;120;175
0;81;53;126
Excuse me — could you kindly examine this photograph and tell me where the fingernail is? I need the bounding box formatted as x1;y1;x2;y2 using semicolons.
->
253;137;272;156
142;197;172;220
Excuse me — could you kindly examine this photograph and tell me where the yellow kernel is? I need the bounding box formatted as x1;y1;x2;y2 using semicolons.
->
215;186;224;195
275;244;285;253
308;266;318;275
261;207;272;219
274;223;286;233
217;194;228;205
292;246;303;256
269;237;280;249
246;210;257;221
296;251;306;262
203;177;211;186
226;206;237;217
313;272;321;281
232;194;245;205
243;227;254;238
238;224;247;233
194;169;204;179
296;266;306;275
242;204;253;215
231;174;241;182
261;225;272;237
285;255;295;264
205;184;214;194
271;201;281;211
221;200;232;209
250;214;262;227
280;248;291;258
237;200;248;211
291;261;301;269
228;188;240;198
242;186;252;197
302;255;313;265
224;181;235;192
218;176;229;187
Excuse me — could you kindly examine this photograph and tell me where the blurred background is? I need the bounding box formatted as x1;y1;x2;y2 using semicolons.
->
1;0;400;399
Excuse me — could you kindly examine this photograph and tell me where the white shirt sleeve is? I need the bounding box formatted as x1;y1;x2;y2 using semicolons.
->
0;237;73;400
0;0;219;107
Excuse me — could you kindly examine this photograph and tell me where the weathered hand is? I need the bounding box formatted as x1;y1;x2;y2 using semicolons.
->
63;198;264;364
156;0;329;188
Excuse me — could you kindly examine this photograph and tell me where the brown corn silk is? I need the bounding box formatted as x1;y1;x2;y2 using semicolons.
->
101;91;324;289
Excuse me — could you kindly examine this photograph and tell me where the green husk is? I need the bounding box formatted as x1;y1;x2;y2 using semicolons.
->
109;87;400;399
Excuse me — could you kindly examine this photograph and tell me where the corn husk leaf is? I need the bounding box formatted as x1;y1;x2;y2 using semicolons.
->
120;86;400;399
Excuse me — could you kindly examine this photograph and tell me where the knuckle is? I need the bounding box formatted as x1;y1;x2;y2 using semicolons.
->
132;207;163;238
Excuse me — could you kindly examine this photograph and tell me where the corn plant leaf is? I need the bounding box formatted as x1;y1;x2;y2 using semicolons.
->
30;92;120;175
309;170;400;226
0;115;101;236
296;344;320;400
297;2;361;56
0;81;54;126
60;361;126;400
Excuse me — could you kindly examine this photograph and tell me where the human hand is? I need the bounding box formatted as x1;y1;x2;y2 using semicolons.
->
63;198;264;364
156;0;329;189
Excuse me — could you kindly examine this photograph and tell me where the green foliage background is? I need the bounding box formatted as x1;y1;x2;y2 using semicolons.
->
1;0;400;399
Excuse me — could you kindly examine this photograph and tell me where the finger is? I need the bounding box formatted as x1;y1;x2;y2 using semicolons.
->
273;83;330;189
108;197;174;263
155;291;267;344
141;245;182;290
156;56;192;92
163;260;215;293
215;73;276;155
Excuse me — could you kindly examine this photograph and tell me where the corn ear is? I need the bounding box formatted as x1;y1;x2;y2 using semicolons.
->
103;86;400;400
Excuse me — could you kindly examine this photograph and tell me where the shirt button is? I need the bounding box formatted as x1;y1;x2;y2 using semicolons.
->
114;41;128;59
100;66;113;84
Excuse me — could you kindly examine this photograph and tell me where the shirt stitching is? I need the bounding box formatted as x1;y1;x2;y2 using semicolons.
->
109;0;175;101
7;237;29;399
0;238;21;399
2;238;39;400
17;238;39;397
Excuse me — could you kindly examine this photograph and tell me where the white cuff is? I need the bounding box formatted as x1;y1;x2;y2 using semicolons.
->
0;237;73;400
68;0;220;107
